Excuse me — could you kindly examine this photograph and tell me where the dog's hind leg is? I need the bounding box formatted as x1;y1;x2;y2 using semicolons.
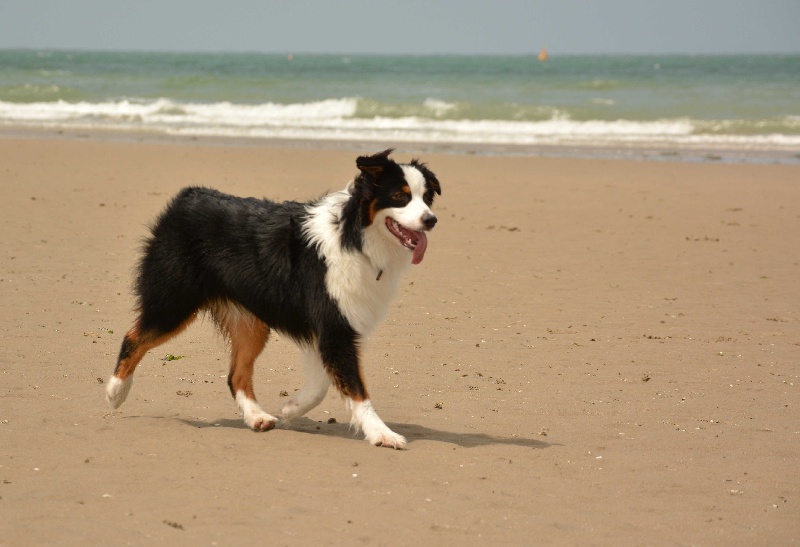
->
278;346;330;423
106;315;197;409
217;304;276;431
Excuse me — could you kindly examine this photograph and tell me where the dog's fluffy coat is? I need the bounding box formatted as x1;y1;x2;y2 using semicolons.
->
105;149;441;449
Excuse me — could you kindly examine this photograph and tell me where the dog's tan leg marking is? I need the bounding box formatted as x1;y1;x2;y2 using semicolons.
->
106;315;196;409
223;307;276;431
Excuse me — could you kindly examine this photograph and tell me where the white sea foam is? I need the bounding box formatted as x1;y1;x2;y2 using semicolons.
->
1;98;799;150
0;97;358;123
422;98;457;117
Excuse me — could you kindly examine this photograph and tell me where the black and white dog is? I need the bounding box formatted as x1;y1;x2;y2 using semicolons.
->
105;149;441;449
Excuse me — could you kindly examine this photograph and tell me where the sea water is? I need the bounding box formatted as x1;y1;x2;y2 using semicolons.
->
1;50;798;158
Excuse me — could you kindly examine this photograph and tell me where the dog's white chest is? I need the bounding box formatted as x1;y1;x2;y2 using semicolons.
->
324;251;402;336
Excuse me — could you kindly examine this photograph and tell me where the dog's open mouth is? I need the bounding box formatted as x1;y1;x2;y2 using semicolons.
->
385;217;428;264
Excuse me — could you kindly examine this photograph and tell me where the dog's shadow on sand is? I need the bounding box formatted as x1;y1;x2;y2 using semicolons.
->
178;417;551;450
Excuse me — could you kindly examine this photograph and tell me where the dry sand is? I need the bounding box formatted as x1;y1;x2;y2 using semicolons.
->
1;136;798;544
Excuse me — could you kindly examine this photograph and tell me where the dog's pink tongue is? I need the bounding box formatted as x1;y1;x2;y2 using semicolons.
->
411;230;428;265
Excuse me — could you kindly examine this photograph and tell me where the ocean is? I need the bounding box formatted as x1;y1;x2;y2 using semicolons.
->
1;50;799;160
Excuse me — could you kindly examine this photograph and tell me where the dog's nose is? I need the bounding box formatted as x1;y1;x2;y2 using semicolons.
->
421;212;437;230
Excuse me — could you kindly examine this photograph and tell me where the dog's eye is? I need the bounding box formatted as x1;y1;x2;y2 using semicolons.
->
391;191;410;203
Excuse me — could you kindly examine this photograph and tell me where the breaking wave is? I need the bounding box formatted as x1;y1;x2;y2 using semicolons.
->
1;97;799;149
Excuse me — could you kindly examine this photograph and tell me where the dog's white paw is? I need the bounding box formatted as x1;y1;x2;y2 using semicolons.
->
105;376;132;409
246;412;278;432
278;398;301;423
236;391;277;432
366;429;407;450
349;399;407;449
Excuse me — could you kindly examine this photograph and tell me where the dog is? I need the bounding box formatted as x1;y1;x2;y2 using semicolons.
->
105;149;441;449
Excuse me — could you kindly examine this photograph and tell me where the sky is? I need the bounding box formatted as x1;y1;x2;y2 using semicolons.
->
1;0;799;55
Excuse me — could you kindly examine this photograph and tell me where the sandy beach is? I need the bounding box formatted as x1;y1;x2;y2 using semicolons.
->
1;136;798;544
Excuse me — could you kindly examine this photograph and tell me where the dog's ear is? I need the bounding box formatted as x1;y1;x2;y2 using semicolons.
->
411;159;442;196
356;149;395;178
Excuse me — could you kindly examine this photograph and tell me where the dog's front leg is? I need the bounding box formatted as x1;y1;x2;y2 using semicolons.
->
347;398;407;449
279;346;330;422
317;330;407;449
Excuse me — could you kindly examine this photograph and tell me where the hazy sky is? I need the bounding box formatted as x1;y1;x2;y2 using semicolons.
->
1;0;799;55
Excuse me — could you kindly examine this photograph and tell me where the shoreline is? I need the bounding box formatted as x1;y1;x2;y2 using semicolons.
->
2;125;799;165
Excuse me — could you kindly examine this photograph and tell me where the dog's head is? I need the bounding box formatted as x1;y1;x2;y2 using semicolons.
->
347;149;441;264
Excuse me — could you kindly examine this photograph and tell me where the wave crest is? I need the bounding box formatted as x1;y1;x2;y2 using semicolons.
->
1;97;799;149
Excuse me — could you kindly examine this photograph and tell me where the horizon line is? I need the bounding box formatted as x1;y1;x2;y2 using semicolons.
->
2;46;799;57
